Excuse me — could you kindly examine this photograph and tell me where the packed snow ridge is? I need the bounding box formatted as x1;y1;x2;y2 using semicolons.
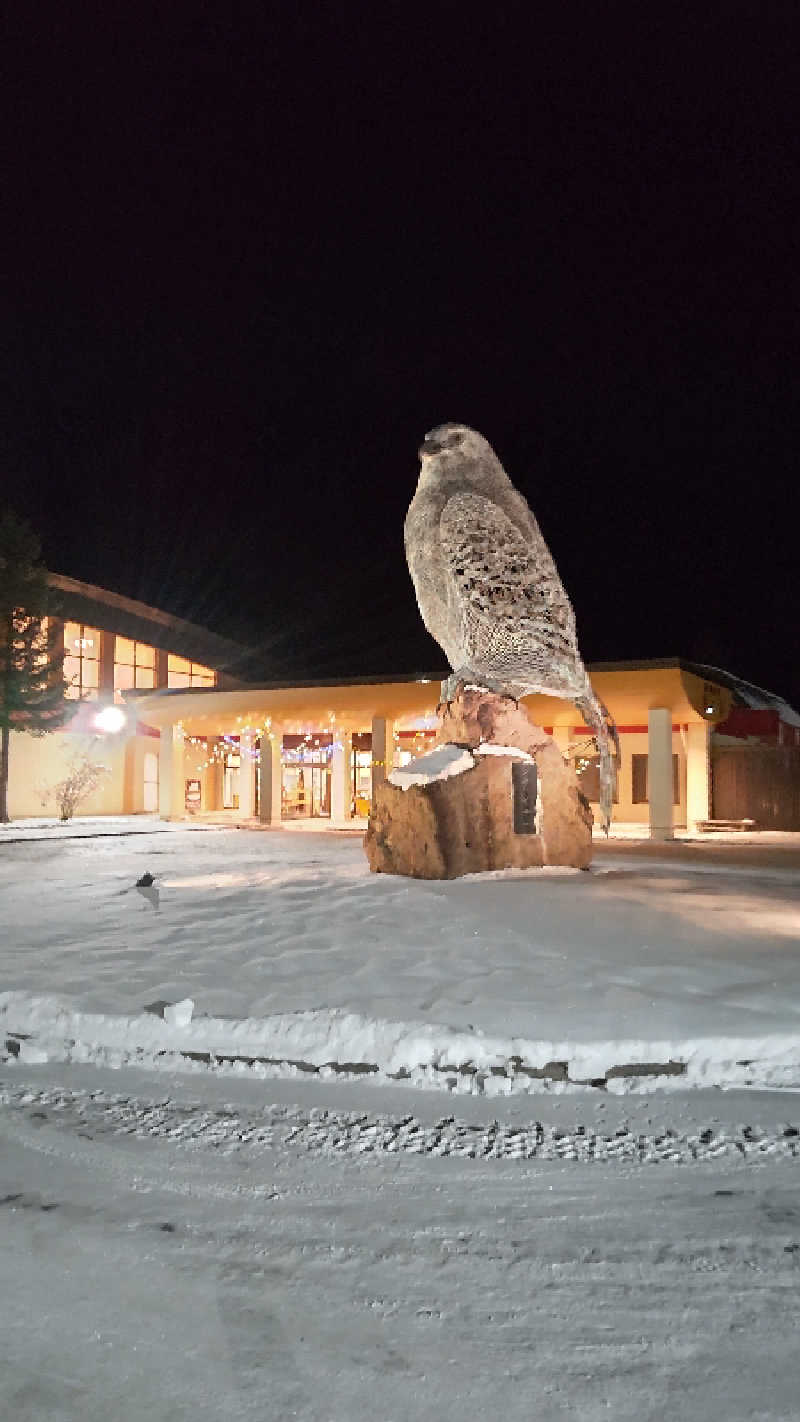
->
3;993;800;1093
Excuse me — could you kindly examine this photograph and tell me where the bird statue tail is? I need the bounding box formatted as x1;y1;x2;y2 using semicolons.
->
574;686;620;836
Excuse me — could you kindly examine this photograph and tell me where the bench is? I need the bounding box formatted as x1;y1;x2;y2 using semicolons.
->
696;818;757;832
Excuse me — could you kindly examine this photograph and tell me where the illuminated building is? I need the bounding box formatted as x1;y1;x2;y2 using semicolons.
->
8;579;799;833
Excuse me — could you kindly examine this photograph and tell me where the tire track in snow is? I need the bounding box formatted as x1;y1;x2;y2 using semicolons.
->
2;1081;799;1165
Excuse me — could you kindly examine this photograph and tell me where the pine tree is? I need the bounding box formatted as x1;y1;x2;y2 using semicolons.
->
0;510;71;822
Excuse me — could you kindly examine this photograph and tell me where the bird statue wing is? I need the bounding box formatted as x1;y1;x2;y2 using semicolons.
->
438;491;584;696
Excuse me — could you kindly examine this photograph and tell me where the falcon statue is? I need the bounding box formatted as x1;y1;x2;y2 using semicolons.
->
404;422;619;831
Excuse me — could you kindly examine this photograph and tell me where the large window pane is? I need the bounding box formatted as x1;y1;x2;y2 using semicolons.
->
63;623;102;699
114;663;135;692
81;628;100;660
135;665;155;689
136;642;155;668
64;653;82;698
115;636;135;666
65;622;82;652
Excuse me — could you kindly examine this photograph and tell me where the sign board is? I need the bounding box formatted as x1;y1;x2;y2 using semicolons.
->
185;778;202;811
512;761;538;835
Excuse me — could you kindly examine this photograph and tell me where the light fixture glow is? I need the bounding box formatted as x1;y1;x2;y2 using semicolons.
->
94;705;127;734
705;706;715;716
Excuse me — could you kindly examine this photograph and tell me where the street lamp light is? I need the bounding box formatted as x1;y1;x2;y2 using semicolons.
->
94;705;127;734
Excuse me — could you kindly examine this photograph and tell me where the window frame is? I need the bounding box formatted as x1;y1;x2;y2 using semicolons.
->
631;753;681;805
63;621;101;700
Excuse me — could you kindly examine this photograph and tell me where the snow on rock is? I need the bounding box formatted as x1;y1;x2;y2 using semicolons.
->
473;742;535;761
387;742;475;789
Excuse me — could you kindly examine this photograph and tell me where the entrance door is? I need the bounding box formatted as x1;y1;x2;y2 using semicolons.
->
223;751;240;809
282;763;331;818
281;734;332;818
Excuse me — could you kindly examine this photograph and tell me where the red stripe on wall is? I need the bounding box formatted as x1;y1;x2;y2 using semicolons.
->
571;725;683;735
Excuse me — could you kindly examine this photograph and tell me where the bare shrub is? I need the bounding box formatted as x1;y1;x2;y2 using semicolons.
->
42;750;110;822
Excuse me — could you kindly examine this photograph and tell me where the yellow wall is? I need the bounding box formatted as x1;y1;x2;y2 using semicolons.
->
132;665;723;738
7;729;157;819
599;728;687;828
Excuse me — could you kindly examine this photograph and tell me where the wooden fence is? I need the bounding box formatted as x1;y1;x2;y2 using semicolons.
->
712;745;800;830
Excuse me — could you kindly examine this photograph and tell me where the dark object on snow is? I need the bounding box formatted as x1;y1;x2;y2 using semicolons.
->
136;872;155;887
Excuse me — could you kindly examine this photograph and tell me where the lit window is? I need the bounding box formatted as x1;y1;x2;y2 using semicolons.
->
114;637;157;702
33;616;50;670
168;654;215;689
63;621;101;700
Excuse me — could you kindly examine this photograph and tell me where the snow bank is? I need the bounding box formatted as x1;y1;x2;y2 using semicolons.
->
3;990;799;1093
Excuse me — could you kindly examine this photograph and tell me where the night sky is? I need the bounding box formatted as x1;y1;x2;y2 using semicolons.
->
3;8;798;704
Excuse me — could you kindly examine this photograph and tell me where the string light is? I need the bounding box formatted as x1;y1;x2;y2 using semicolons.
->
176;715;439;780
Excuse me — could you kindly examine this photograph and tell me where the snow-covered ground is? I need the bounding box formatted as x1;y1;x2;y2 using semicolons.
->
3;1060;800;1422
2;830;800;1419
1;828;799;1091
0;813;214;841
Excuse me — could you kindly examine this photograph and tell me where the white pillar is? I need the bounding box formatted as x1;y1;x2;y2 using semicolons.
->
331;731;352;822
238;730;256;818
685;721;711;831
203;736;222;813
371;716;393;795
158;724;185;820
648;708;674;841
259;731;283;824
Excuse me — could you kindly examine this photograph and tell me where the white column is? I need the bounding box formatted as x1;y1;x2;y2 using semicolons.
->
331;731;352;822
238;730;256;818
371;717;393;795
648;708;674;841
203;736;222;813
158;724;185;820
259;730;283;824
685;721;711;831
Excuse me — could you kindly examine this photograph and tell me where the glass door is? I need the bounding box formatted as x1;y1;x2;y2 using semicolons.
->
281;734;332;818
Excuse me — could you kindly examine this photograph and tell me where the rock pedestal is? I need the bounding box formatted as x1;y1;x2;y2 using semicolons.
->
364;687;592;879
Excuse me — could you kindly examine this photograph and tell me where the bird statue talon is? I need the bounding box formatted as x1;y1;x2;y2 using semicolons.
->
440;670;471;704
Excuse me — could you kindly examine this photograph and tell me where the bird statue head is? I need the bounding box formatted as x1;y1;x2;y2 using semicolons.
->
417;423;508;491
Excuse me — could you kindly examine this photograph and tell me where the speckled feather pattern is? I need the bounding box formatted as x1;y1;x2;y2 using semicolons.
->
404;424;618;827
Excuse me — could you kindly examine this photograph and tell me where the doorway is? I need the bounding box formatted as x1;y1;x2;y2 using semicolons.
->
282;734;332;818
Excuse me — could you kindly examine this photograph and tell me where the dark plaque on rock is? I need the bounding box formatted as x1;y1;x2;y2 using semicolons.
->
512;760;538;835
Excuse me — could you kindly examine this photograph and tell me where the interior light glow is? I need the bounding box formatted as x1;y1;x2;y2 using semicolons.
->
94;705;127;733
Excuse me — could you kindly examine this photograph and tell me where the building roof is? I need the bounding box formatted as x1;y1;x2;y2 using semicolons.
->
685;661;800;728
48;573;250;675
589;657;800;725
